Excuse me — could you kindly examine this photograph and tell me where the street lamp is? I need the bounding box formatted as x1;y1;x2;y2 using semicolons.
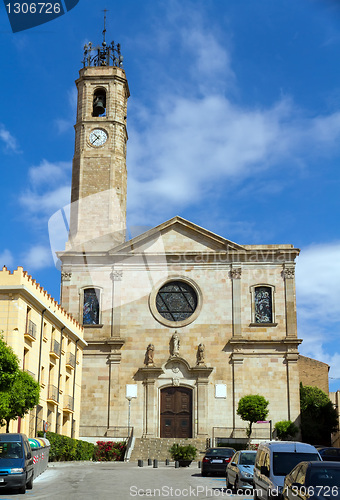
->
125;384;137;438
126;396;132;437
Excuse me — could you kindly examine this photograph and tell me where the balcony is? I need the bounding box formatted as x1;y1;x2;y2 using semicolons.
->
63;395;74;414
66;352;75;370
50;339;61;359
24;320;37;341
46;384;58;405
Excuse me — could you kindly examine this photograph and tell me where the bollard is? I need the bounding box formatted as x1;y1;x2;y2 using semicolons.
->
175;461;179;468
148;458;152;466
198;461;201;468
153;459;158;468
165;459;169;466
138;460;143;467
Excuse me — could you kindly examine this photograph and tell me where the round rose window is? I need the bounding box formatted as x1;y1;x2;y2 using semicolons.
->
156;281;198;322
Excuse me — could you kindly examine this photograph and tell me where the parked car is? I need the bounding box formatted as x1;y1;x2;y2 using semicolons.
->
0;433;34;494
201;447;236;476
226;449;257;491
316;447;340;462
283;461;340;500
253;441;321;500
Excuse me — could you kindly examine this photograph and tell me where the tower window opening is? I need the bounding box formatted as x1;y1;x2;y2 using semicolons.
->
93;89;106;117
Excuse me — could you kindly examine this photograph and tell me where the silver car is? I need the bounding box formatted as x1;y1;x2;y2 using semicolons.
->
226;450;257;491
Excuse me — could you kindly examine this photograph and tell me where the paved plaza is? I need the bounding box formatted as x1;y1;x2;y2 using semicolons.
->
0;461;254;500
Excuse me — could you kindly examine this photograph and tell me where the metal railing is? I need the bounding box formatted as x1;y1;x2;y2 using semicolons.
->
50;338;61;357
26;320;37;339
63;395;74;412
212;424;271;442
79;425;130;439
47;384;58;403
124;427;134;462
66;352;76;368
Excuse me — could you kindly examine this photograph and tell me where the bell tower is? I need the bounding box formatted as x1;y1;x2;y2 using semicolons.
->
67;38;130;251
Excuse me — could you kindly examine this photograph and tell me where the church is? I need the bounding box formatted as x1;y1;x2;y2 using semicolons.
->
58;38;304;445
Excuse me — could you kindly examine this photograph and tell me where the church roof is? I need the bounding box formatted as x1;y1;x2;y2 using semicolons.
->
109;215;246;255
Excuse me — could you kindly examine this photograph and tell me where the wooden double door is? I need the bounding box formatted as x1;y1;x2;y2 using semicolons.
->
160;387;192;438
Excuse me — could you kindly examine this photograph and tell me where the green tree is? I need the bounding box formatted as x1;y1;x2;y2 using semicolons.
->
0;334;19;391
0;370;40;432
237;394;269;439
300;383;338;445
274;420;299;440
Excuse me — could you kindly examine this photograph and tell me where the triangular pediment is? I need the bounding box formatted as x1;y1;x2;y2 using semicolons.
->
109;216;245;255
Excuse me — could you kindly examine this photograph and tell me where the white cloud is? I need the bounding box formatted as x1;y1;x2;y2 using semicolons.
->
19;160;71;220
28;160;71;187
22;245;53;271
296;242;340;389
296;242;340;322
127;88;340;224
20;185;71;216
0;124;19;153
0;250;14;269
125;10;340;226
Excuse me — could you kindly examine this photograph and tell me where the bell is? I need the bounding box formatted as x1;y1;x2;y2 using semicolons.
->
93;96;105;116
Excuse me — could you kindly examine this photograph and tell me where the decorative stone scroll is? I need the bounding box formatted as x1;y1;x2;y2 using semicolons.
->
110;270;123;281
230;268;242;279
61;272;72;281
283;268;295;279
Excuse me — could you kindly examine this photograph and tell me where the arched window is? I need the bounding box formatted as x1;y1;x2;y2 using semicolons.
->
254;286;273;323
83;288;100;325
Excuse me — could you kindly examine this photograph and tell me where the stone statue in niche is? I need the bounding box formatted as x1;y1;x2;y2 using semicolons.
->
145;343;155;366
170;331;180;357
197;343;205;365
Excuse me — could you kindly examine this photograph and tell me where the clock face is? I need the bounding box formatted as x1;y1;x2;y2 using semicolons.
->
89;129;108;147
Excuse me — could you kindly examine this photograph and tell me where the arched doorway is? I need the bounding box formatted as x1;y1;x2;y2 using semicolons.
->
160;387;192;438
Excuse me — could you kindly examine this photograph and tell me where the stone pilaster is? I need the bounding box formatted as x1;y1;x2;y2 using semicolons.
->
283;264;297;338
110;269;123;338
136;367;163;437
230;267;242;337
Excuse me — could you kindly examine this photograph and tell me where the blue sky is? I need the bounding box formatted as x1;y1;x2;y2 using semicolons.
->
1;0;340;390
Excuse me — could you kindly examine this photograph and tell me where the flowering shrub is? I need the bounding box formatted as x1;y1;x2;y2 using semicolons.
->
93;441;126;462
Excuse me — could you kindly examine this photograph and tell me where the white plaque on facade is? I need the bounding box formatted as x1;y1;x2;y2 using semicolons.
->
126;384;137;399
215;384;227;398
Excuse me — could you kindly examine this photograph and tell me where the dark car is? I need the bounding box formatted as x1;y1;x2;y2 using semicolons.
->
316;447;340;462
201;447;236;476
283;461;340;500
226;450;257;491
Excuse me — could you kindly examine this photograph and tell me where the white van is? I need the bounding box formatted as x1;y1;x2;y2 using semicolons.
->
253;441;321;499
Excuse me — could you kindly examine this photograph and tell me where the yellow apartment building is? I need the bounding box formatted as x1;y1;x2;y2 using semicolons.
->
0;266;86;438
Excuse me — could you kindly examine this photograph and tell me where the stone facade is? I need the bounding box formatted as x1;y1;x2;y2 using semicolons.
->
59;51;304;442
298;355;329;394
0;266;86;438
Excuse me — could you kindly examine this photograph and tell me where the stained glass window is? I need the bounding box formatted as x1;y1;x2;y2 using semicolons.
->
255;286;272;323
156;281;197;322
83;288;100;325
